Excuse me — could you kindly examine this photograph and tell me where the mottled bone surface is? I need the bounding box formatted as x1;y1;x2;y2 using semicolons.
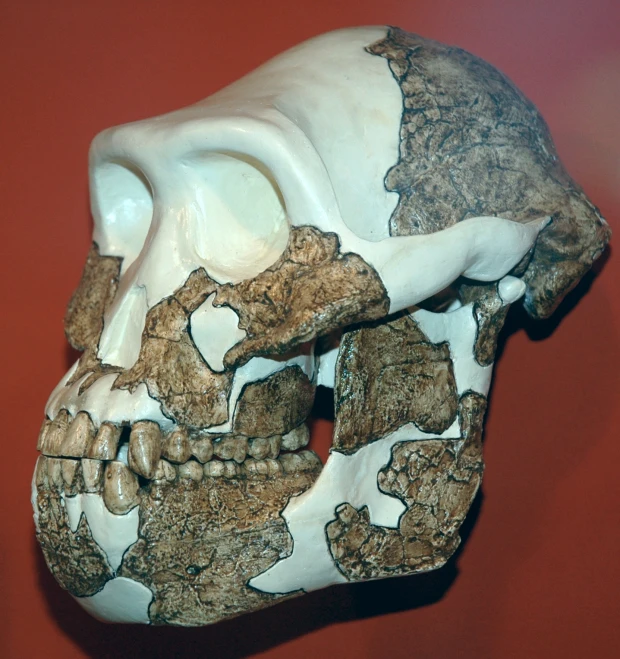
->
33;25;609;627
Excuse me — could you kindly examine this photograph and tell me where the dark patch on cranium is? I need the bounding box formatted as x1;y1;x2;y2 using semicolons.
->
232;365;315;438
33;457;114;597
333;314;459;454
367;27;610;319
119;469;320;625
459;281;510;366
64;243;122;351
326;392;486;580
215;226;390;368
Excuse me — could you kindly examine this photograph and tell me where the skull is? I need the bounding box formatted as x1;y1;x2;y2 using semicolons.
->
32;26;609;625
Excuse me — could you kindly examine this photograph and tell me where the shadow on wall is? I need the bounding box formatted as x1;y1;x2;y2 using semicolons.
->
36;248;613;658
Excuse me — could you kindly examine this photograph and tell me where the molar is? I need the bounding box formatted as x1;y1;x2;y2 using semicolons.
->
247;437;270;460
281;424;310;451
213;436;247;463
279;450;321;473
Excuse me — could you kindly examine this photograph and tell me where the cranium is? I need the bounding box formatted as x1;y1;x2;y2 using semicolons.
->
32;26;610;626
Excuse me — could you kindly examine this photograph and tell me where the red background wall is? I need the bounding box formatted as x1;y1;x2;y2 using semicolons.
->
1;1;618;657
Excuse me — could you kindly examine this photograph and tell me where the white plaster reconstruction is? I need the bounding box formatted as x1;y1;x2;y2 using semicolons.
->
252;284;523;595
63;493;139;571
251;419;461;594
190;293;247;372
76;577;153;624
317;345;340;389
98;283;148;369
46;371;171;430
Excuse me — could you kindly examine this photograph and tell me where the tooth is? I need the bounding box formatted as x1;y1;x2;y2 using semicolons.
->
161;428;192;464
37;419;51;451
204;461;225;478
243;459;270;477
153;459;177;482
278;451;321;474
46;457;63;488
281;424;310;451
223;461;240;478
267;435;281;459
128;421;161;479
89;422;122;460
81;458;104;492
265;458;283;477
191;436;214;463
43;410;71;456
213;436;247;464
61;459;81;493
178;460;203;481
103;461;140;514
34;455;49;488
248;437;269;460
60;412;95;458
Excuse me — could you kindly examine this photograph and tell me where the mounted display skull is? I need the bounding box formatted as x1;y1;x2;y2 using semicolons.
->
32;26;610;625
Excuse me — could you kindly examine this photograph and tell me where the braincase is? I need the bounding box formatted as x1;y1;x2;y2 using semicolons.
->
368;27;610;319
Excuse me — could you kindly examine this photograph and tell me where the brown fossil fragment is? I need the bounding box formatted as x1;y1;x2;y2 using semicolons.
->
326;393;486;580
128;421;162;479
213;436;248;463
119;466;320;625
61;459;81;494
60;412;95;458
460;281;511;366
113;270;232;428
190;435;214;463
33;457;114;597
103;461;140;514
64;243;122;351
42;410;71;456
334;314;459;453
88;422;122;460
37;419;51;451
161;428;192;464
178;460;204;481
367;28;610;318
81;458;104;492
216;226;390;367
281;424;310;451
233;365;315;438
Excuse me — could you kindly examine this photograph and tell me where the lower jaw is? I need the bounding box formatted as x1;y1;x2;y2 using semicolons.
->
33;430;323;625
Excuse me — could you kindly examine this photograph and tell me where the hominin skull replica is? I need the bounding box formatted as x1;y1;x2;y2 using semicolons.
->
32;27;610;625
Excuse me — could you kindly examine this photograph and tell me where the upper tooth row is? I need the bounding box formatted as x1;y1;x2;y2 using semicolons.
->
34;450;322;515
38;411;310;479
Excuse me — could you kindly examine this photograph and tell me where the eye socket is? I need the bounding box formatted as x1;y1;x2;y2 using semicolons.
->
91;160;154;272
189;152;290;283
